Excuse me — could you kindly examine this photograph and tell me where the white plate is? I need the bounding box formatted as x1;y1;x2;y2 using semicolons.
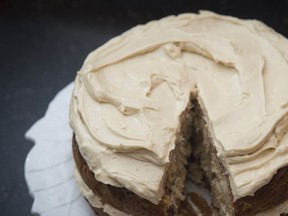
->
25;83;96;216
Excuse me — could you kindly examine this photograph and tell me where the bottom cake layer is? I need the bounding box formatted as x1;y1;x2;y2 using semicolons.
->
255;200;288;216
74;168;131;216
72;130;192;216
75;160;288;216
73;134;288;216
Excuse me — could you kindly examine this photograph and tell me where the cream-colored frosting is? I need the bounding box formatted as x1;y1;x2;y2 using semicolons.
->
70;11;288;204
74;168;132;216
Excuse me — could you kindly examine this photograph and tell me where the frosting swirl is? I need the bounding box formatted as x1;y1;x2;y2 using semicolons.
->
70;11;288;203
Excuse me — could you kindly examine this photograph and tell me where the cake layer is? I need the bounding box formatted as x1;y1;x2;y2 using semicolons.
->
255;200;288;216
74;137;288;216
74;167;131;216
72;133;192;216
234;165;288;215
72;136;173;216
70;11;288;203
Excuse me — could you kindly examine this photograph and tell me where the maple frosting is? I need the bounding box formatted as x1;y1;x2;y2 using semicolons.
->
70;11;288;203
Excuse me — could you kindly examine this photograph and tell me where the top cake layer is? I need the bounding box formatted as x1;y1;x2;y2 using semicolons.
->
70;11;288;203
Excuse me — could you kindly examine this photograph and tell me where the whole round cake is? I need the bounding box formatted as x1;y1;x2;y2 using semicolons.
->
70;11;288;216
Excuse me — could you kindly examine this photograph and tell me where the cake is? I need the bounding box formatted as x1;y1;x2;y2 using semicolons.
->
70;11;288;216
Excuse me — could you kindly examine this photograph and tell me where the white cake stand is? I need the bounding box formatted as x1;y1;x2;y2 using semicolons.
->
24;83;96;216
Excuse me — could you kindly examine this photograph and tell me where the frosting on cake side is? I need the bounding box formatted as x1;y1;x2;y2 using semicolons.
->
70;11;288;203
74;168;132;216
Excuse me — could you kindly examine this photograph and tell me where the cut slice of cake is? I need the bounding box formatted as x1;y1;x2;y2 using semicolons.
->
70;11;288;215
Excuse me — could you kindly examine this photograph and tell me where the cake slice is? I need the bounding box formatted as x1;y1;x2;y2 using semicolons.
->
70;11;288;215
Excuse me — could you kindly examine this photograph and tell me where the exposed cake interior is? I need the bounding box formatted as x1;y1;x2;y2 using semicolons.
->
188;99;288;216
188;99;234;215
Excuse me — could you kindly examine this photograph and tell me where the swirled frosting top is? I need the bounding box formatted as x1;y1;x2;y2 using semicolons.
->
70;11;288;203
